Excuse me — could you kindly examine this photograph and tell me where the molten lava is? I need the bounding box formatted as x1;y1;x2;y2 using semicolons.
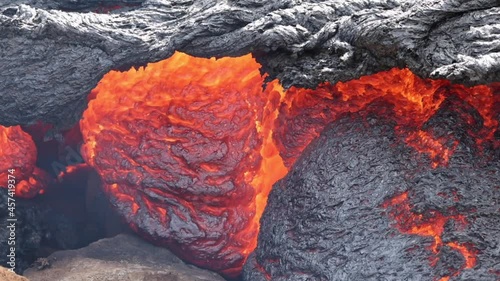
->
0;125;50;198
80;52;287;277
275;68;499;168
81;51;498;277
383;192;477;280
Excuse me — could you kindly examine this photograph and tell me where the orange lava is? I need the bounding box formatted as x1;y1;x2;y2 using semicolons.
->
275;68;499;168
57;163;91;182
81;52;498;277
383;192;477;280
404;130;458;168
0;125;49;198
447;242;477;269
80;52;287;277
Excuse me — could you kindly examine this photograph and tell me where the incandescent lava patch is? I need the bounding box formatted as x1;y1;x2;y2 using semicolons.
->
0;125;50;198
80;51;499;278
80;52;287;278
244;102;500;281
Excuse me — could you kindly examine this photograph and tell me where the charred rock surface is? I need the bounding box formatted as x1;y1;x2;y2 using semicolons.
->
1;0;499;127
243;102;500;280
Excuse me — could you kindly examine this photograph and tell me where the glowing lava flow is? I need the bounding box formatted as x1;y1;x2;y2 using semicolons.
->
81;52;498;277
383;192;477;281
80;52;287;277
275;68;499;168
0;125;49;198
277;70;496;280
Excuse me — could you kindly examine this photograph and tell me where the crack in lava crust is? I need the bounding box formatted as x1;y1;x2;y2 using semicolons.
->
80;52;287;278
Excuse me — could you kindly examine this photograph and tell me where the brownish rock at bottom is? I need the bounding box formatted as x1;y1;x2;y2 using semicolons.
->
0;266;29;281
23;233;226;281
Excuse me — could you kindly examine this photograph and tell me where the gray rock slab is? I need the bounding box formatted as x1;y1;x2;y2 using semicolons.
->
24;233;226;281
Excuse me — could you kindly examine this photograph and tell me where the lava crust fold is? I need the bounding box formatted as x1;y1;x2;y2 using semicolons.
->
80;52;287;277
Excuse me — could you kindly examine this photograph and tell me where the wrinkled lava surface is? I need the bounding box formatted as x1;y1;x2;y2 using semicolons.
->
244;100;500;281
80;51;499;278
80;52;287;277
0;125;49;198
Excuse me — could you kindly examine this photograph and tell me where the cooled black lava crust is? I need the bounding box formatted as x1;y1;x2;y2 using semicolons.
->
244;100;500;281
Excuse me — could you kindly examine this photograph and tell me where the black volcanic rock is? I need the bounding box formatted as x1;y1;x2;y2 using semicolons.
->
1;0;499;127
244;104;500;280
0;170;128;274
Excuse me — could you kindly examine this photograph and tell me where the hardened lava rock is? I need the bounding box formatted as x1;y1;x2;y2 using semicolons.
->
244;101;500;281
2;0;500;127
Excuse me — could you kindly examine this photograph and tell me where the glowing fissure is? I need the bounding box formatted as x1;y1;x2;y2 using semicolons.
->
383;192;477;280
79;52;498;277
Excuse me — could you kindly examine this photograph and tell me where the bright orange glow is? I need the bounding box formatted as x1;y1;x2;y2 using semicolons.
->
57;163;91;182
383;192;477;280
276;68;499;168
81;52;497;277
80;52;288;277
404;130;459;168
447;242;477;269
0;125;50;198
454;84;500;148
